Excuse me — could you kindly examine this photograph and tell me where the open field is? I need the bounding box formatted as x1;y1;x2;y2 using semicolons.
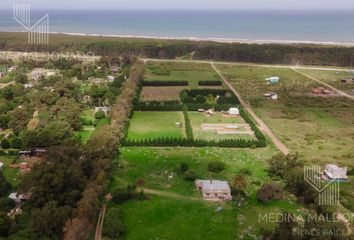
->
296;69;354;95
188;112;255;141
216;64;321;105
217;64;354;166
145;62;222;88
105;147;300;240
140;86;186;101
127;112;185;140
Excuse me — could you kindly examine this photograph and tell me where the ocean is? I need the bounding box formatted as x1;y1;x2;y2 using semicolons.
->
1;10;354;44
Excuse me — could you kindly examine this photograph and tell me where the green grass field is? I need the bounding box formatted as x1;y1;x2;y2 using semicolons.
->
297;69;354;94
105;147;300;240
127;112;185;140
1;156;22;188
145;62;221;88
188;112;255;141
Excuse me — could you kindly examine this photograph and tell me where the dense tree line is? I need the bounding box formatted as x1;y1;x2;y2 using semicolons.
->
2;32;354;66
142;80;188;86
62;59;144;240
198;80;223;86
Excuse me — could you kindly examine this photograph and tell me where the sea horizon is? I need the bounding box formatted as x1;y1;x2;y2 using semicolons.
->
1;9;354;44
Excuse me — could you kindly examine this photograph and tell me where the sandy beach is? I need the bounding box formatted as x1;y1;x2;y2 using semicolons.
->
2;30;354;47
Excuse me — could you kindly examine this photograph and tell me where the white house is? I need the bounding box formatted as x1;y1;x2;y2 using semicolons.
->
94;106;111;115
0;162;4;170
228;107;240;115
107;75;115;82
324;164;348;180
31;69;44;81
195;180;232;201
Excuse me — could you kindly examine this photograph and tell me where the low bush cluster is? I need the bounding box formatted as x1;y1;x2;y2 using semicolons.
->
198;80;223;86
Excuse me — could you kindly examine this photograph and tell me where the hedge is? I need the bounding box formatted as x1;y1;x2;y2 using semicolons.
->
183;105;194;140
142;80;188;86
198;80;223;86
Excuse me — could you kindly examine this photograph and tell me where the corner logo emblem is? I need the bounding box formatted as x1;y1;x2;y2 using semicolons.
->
13;3;49;44
304;165;340;206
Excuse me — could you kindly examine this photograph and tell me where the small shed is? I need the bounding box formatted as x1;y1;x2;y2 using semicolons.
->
107;75;115;82
0;162;4;170
0;72;5;78
324;164;348;180
266;76;280;84
196;180;232;201
264;92;278;100
228;107;239;115
94;106;111;115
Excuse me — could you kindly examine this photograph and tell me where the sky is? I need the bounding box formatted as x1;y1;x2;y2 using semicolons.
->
1;0;354;10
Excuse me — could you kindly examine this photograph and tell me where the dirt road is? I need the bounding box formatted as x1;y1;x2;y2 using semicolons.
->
211;63;290;155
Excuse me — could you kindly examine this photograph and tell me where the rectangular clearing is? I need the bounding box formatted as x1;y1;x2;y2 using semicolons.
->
127;111;185;140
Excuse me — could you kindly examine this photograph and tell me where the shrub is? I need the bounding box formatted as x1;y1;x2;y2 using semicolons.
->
103;208;125;239
1;139;10;149
179;162;189;173
198;80;223;86
239;168;252;176
111;184;137;204
183;170;197;181
207;161;226;173
256;182;283;203
95;111;106;119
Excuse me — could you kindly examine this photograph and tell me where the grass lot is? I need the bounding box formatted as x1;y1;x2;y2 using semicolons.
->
74;109;109;143
145;62;221;88
0;156;22;188
217;64;354;167
127;112;185;140
297;69;354;95
188;112;255;141
216;65;320;106
106;147;300;240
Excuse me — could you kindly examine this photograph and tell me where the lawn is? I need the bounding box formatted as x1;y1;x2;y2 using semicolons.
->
105;147;301;240
0;155;22;188
297;69;354;95
188;112;255;141
75;109;110;143
127;112;185;140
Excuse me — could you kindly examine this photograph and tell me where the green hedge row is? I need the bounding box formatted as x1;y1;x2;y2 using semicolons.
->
198;80;223;86
123;137;263;148
183;105;193;140
142;80;188;86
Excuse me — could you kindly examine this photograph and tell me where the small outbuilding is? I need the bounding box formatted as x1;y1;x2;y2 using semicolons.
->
94;106;111;115
324;164;348;181
266;76;280;84
196;180;232;201
264;92;278;100
228;107;240;115
107;75;115;82
0;162;4;170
